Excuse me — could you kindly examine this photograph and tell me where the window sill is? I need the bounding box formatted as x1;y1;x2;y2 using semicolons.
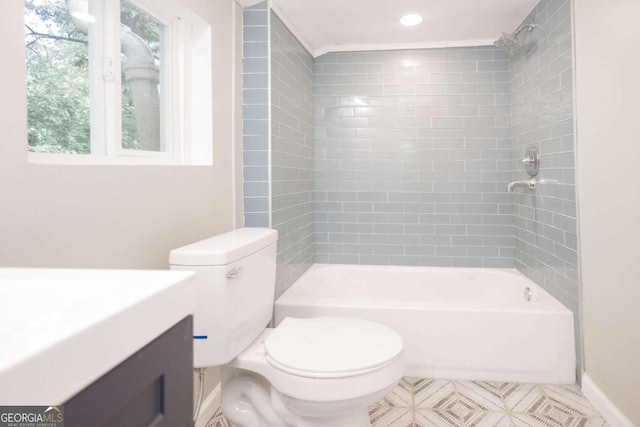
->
27;152;187;166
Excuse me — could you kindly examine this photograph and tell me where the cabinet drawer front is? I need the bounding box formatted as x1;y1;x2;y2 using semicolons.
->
65;316;193;427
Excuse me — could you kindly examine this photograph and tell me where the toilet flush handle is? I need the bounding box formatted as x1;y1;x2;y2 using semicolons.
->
227;267;244;279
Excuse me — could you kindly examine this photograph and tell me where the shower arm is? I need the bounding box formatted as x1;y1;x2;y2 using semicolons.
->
514;23;536;36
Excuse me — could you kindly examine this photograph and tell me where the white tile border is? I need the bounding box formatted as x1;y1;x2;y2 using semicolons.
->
581;373;635;427
196;383;222;427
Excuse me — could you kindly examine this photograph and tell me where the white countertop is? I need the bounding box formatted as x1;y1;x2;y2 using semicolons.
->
0;268;195;405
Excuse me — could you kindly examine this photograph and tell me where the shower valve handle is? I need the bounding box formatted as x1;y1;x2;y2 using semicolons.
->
521;156;536;166
520;147;539;177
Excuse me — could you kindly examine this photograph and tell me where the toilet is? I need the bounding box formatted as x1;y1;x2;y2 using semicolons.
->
170;228;405;427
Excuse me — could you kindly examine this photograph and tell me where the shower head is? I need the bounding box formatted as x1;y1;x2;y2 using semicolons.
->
494;22;536;55
494;32;522;55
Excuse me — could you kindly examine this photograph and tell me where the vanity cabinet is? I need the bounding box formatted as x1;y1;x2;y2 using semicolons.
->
64;316;194;427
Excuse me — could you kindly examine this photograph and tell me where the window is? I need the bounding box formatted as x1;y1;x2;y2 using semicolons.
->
24;0;212;165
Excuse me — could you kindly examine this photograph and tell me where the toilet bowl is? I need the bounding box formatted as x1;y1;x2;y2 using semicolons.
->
222;317;405;427
169;228;406;426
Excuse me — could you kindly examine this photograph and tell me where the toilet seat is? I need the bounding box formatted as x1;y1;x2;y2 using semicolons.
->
226;321;406;403
265;317;403;378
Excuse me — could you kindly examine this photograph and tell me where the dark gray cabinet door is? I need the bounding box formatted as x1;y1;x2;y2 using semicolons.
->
64;316;194;427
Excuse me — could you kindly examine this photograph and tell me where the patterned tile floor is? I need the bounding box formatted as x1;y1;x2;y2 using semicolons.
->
206;377;608;426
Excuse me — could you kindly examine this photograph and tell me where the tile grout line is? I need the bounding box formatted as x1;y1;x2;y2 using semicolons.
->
411;379;416;426
498;382;516;425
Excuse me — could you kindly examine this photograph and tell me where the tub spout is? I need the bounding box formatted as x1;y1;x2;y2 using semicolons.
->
506;178;537;192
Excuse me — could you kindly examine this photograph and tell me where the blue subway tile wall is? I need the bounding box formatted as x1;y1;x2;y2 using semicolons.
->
508;0;580;373
270;12;315;297
243;1;581;379
314;48;515;267
243;1;270;228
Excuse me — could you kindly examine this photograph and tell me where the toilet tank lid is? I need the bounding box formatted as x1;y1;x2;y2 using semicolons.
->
169;228;277;266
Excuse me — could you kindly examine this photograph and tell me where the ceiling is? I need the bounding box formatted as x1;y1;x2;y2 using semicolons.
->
252;0;540;57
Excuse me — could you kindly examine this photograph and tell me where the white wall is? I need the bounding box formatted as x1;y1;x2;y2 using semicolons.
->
0;0;243;270
573;0;640;424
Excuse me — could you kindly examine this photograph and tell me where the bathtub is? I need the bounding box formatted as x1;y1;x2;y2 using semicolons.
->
275;264;576;384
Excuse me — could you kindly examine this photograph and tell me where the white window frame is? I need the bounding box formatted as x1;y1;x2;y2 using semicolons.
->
27;0;212;166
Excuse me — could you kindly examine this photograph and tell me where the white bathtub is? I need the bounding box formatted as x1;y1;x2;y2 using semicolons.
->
275;264;576;384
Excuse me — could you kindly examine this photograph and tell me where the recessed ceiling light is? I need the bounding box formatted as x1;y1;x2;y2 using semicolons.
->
400;14;423;26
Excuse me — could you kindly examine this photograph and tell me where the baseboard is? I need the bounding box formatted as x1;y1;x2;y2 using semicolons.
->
195;382;221;427
581;373;635;427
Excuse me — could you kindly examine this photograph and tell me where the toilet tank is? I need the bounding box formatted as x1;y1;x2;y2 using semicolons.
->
170;228;277;368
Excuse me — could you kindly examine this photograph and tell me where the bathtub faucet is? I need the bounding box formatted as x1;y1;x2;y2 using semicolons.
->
506;178;537;192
